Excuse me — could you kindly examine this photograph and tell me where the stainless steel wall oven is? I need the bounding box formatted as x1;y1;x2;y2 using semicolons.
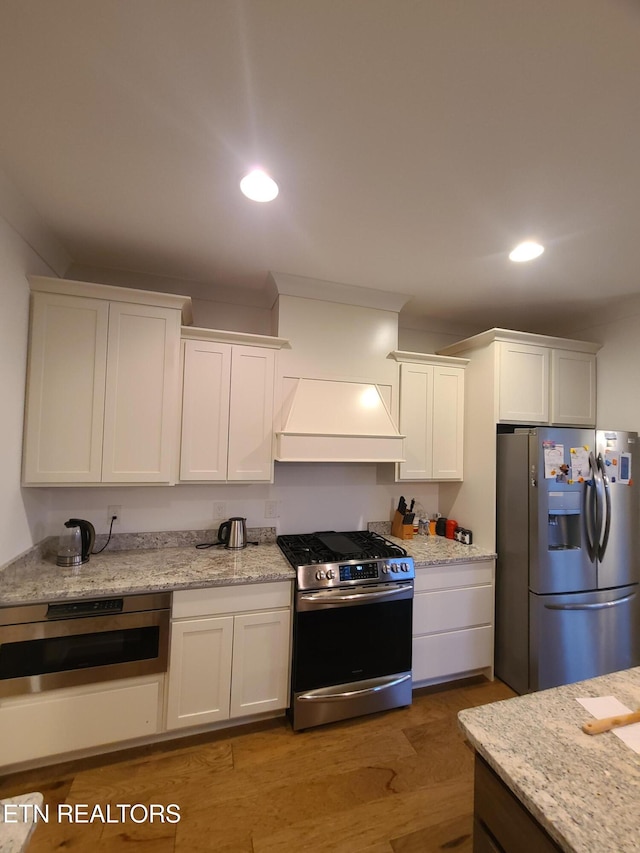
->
0;592;170;697
277;531;414;731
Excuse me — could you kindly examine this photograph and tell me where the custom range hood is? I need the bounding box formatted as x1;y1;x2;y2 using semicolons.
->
275;377;405;462
270;273;409;463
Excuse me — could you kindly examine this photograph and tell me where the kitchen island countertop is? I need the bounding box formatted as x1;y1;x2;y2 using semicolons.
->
458;666;640;853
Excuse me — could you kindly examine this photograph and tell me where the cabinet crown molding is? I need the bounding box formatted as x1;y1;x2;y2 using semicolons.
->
389;350;469;367
181;326;291;349
436;328;602;356
29;275;193;325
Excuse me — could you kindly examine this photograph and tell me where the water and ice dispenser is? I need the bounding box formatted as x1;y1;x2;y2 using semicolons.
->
547;490;582;551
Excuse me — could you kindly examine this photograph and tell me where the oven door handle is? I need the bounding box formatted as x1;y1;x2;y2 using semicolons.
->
297;673;412;702
297;584;413;609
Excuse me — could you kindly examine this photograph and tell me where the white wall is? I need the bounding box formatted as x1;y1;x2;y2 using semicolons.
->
0;216;59;565
66;264;273;334
43;466;439;539
571;296;640;432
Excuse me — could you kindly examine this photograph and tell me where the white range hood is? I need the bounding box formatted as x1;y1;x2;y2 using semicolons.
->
275;377;405;463
270;272;410;464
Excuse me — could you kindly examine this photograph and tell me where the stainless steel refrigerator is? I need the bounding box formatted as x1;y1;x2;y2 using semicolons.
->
495;427;640;694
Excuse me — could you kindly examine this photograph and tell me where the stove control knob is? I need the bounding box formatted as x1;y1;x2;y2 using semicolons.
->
401;563;410;572
326;568;336;579
315;570;326;580
381;563;390;575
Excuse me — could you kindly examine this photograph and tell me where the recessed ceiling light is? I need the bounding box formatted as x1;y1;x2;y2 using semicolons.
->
509;241;545;262
239;169;279;202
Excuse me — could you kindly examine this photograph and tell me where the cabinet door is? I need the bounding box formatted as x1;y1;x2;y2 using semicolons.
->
23;293;108;484
412;626;494;683
230;610;291;718
432;366;465;479
165;616;233;730
0;675;162;767
180;340;231;480
498;342;549;423
550;350;596;426
414;585;494;635
398;362;434;480
227;346;275;482
102;303;180;483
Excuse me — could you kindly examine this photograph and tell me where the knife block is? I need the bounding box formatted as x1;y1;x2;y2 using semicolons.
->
391;511;413;539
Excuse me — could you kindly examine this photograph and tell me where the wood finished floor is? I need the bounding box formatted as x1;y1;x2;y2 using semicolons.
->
0;677;515;852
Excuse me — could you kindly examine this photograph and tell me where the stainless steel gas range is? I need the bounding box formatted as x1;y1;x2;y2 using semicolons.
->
277;530;415;731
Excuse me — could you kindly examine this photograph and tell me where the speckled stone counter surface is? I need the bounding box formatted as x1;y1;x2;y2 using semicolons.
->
458;667;640;853
0;792;43;852
0;528;293;607
379;531;495;565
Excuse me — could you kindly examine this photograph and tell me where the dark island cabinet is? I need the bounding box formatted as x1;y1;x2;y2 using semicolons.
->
473;755;562;853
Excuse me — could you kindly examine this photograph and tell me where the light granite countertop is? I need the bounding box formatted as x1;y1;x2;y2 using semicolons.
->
386;533;495;566
458;667;640;853
0;526;494;607
0;792;43;853
0;540;294;607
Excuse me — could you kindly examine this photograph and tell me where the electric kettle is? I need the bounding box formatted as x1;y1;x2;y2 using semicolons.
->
217;517;248;550
56;518;96;566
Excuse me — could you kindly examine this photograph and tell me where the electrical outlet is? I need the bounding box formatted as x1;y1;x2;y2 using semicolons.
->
265;500;279;518
107;505;121;525
213;502;226;520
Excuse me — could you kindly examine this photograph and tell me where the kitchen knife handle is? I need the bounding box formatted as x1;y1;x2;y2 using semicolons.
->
582;709;640;735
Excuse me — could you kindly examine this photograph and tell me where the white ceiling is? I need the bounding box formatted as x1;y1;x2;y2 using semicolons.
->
2;0;640;335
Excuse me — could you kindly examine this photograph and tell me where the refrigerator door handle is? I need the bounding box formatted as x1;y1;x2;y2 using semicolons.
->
596;452;612;560
544;592;636;611
583;452;598;563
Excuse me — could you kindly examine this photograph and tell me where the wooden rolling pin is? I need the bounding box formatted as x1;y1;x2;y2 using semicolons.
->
582;709;640;735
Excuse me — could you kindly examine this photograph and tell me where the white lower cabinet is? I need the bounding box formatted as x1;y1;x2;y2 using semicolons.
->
0;675;164;768
166;582;292;730
412;561;494;685
166;615;234;727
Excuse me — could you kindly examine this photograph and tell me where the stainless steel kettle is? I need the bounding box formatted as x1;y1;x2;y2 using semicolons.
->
217;517;248;550
56;518;96;566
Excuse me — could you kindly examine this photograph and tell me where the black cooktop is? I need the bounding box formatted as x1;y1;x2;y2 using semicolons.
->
277;530;407;566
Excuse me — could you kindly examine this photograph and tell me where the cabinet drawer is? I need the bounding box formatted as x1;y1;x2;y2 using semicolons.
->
0;675;162;767
173;581;292;619
414;585;493;634
412;626;493;682
415;561;494;592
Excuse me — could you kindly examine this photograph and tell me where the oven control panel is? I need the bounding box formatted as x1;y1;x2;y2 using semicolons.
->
297;556;415;590
339;561;379;582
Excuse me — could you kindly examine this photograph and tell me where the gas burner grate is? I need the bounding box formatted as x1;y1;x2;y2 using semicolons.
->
277;530;407;567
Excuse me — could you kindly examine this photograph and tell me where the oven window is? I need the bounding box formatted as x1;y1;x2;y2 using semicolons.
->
0;626;160;680
293;599;412;692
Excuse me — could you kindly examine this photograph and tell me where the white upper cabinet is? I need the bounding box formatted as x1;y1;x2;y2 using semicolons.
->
23;278;190;485
392;352;467;481
180;340;232;481
24;292;109;483
498;341;550;423
102;302;182;482
440;329;600;428
179;329;289;483
228;345;276;481
550;348;597;426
